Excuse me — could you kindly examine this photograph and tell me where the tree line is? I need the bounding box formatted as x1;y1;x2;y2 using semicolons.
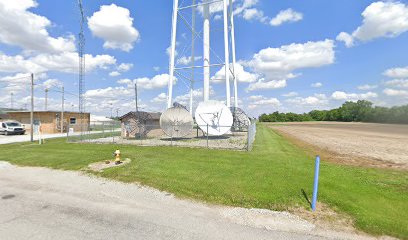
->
259;100;408;124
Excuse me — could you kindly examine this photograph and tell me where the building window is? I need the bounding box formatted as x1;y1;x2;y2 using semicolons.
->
70;117;76;124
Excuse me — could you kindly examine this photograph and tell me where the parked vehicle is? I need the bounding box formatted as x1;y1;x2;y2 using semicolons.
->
0;120;26;135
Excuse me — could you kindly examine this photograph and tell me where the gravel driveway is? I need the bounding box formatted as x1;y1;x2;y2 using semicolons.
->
0;162;374;240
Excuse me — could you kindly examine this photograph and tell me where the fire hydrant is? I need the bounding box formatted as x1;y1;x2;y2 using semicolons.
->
114;149;121;164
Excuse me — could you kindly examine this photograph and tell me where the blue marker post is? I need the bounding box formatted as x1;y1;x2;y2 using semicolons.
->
311;155;321;211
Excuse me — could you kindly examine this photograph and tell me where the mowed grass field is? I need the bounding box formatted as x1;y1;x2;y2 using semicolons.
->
0;124;407;239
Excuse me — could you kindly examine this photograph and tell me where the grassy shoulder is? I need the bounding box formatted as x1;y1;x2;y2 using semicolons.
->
0;124;407;238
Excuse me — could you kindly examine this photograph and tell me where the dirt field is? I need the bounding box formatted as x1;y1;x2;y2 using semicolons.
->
268;122;408;170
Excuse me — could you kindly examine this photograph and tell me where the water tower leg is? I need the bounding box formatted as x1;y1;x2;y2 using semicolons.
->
203;0;210;102
229;0;238;108
167;0;179;109
223;0;231;107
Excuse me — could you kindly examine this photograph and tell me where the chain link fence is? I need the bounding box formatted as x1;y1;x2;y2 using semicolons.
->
66;121;121;143
67;120;257;151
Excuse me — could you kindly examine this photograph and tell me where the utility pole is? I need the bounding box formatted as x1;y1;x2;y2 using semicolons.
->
30;73;34;142
61;85;64;133
10;92;14;109
45;88;48;111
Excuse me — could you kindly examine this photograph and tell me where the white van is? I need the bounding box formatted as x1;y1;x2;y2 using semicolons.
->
0;120;26;135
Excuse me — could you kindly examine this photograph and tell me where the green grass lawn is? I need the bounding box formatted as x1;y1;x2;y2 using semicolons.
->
0;124;407;238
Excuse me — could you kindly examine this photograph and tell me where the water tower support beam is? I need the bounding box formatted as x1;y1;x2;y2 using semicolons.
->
229;0;238;108
167;0;179;109
223;0;231;107
203;0;210;102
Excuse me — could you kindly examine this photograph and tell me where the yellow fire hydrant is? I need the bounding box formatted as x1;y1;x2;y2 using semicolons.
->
114;149;121;164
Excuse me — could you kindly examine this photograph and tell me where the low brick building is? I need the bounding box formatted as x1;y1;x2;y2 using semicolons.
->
6;111;90;134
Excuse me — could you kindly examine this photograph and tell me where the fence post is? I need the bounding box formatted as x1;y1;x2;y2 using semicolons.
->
247;124;250;151
312;155;321;211
206;124;209;148
111;122;114;143
66;124;69;142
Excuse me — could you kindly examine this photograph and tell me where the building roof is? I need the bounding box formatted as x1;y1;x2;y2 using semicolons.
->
119;111;161;121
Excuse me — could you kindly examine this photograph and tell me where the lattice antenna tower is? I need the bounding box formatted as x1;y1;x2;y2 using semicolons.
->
78;0;86;135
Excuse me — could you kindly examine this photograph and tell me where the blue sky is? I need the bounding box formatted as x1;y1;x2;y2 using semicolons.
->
1;0;408;117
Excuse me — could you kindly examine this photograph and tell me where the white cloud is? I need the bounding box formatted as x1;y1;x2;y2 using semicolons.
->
0;0;75;53
117;74;176;90
331;91;378;101
84;86;132;99
153;66;160;72
212;63;258;83
282;92;298;97
233;0;259;15
336;32;354;47
286;94;328;107
31;52;116;73
88;4;140;52
247;79;286;91
151;92;167;103
109;71;120;77
176;56;202;65
41;79;62;89
247;95;281;109
0;73;33;94
383;88;408;97
337;1;408;47
357;84;378;90
136;74;173;90
384;79;408;88
383;66;408;78
166;44;179;58
311;82;322;88
198;0;269;24
213;14;222;21
242;8;267;23
0;51;116;74
0;52;44;73
174;88;212;106
245;40;334;79
117;63;133;72
244;40;335;91
270;8;303;26
248;95;264;101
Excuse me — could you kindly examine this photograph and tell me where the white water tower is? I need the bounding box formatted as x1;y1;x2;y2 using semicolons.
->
166;0;239;111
